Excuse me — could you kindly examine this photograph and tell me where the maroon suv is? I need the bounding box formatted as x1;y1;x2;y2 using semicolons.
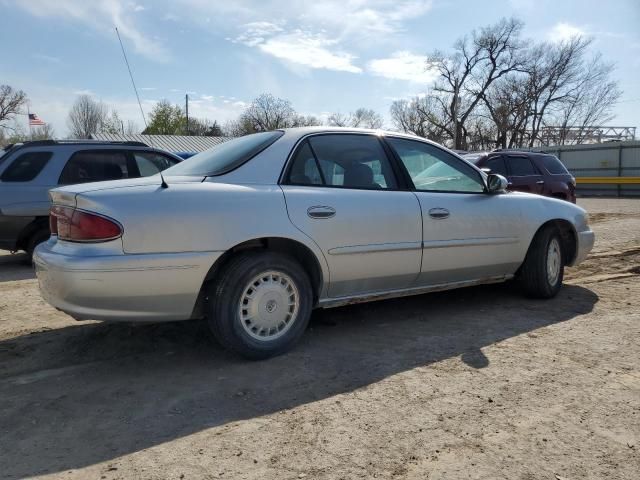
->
466;150;576;203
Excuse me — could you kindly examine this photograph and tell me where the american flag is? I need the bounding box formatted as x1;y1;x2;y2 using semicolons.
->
28;113;45;126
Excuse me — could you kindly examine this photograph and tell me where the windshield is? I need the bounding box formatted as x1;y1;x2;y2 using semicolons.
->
163;131;283;177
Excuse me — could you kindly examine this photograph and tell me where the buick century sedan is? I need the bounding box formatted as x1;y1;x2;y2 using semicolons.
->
34;127;594;359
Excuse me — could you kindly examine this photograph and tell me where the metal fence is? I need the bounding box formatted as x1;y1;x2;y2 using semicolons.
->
540;141;640;197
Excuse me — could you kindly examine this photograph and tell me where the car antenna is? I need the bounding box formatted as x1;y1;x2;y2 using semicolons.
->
115;27;167;189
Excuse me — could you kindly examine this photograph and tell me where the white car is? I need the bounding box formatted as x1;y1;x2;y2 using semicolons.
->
34;127;594;359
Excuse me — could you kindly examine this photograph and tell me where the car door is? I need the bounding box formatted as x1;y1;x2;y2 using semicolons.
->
385;137;525;285
504;154;545;195
280;133;422;298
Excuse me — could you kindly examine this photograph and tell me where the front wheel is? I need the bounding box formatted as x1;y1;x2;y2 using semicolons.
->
207;252;313;360
518;226;564;298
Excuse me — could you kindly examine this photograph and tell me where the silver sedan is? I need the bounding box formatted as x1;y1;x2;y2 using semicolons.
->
34;127;594;359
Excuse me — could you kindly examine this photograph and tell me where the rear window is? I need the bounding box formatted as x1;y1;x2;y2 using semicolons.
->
59;150;129;184
507;156;538;176
541;155;569;174
1;151;53;182
163;131;283;177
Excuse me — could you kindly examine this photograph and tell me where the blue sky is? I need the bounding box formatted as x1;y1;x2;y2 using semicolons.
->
1;0;639;136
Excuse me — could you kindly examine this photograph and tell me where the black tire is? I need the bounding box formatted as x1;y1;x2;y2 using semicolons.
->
519;225;564;298
207;251;313;360
26;228;50;263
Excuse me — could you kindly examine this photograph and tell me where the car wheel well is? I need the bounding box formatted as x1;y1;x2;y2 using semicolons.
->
16;217;49;252
525;219;577;267
192;237;323;319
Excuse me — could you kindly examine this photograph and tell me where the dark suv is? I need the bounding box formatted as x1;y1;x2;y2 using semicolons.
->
0;140;182;257
465;150;576;203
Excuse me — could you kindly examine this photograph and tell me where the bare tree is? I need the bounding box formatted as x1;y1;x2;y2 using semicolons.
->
188;118;223;136
350;108;384;129
242;94;298;131
428;17;525;149
0;85;28;132
545;53;622;145
390;96;450;143
29;124;56;141
328;109;384;129
228;94;322;136
327;112;350;127
67;95;108;138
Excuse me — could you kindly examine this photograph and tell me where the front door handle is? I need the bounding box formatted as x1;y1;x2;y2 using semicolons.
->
536;180;545;185
307;206;336;219
428;207;450;219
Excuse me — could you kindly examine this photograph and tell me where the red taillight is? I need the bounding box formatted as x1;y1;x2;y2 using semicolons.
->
49;205;122;242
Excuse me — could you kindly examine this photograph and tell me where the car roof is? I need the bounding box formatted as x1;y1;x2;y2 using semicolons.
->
0;140;183;161
278;126;454;151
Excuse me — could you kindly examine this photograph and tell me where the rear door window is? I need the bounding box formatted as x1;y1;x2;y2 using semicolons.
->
486;157;508;176
133;151;179;177
541;155;569;174
507;156;539;176
59;150;129;184
286;134;398;189
1;151;53;182
308;134;397;189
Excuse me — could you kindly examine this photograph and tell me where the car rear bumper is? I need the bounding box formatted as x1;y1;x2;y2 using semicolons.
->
33;240;222;322
572;229;595;266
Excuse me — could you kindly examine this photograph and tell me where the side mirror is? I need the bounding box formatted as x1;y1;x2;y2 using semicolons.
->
486;173;508;193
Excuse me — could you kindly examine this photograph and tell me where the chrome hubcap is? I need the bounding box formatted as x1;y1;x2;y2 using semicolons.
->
239;270;299;341
547;238;562;286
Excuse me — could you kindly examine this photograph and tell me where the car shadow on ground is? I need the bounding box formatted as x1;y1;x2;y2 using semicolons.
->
0;252;34;282
0;282;597;479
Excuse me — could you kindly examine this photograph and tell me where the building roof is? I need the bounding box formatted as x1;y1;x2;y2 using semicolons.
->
90;133;227;153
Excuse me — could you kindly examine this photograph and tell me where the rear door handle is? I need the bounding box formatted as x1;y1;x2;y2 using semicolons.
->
536;180;545;184
428;207;450;219
307;206;336;219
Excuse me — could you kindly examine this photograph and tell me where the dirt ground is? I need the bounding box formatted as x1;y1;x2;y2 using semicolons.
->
0;198;638;480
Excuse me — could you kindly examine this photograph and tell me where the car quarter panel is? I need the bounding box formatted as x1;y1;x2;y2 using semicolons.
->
34;239;222;321
63;180;331;294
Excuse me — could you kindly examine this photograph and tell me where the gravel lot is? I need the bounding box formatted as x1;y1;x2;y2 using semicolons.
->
0;198;638;480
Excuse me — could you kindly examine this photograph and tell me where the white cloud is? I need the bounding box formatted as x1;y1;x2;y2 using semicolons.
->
233;24;362;73
234;21;284;46
139;87;157;91
14;0;169;61
182;0;433;42
547;22;587;43
368;51;437;83
33;53;62;64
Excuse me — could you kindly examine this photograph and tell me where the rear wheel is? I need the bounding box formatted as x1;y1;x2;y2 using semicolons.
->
519;225;564;298
207;252;313;360
26;228;50;263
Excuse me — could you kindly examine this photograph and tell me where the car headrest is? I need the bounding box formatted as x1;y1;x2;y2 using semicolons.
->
344;162;374;187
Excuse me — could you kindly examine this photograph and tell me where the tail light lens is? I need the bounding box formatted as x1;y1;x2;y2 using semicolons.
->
50;205;122;242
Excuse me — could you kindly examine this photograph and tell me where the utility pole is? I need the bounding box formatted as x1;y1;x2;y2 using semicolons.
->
185;93;189;135
452;78;459;149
